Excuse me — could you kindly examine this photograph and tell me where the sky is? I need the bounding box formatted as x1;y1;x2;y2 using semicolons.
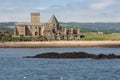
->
0;0;120;22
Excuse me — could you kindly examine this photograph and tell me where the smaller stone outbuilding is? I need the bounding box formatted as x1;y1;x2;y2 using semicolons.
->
0;30;9;36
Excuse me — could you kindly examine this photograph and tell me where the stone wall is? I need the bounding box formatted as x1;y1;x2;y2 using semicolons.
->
14;13;81;40
31;13;40;24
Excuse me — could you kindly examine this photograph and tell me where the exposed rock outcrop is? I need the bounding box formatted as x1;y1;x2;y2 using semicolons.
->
24;52;96;58
24;52;120;59
94;54;120;59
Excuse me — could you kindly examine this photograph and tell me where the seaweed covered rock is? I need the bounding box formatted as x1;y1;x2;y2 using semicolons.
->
94;54;120;59
24;52;96;58
24;52;120;59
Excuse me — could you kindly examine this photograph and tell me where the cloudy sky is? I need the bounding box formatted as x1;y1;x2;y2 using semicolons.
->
0;0;120;22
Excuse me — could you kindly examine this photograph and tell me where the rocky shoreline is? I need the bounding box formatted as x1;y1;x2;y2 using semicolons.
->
0;41;120;48
24;52;120;59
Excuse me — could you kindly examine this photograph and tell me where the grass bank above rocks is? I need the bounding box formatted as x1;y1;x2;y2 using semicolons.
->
81;33;120;41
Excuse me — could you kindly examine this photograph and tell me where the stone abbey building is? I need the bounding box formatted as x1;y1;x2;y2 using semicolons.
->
14;13;80;40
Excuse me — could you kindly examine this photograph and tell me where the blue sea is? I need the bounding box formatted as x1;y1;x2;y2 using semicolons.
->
0;47;120;80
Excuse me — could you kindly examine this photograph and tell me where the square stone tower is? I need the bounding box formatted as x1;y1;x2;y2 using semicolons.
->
31;13;40;24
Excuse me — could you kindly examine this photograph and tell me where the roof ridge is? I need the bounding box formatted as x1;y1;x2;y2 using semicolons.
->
49;14;59;24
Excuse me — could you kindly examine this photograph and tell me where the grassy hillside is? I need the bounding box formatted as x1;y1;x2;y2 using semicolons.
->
61;22;120;33
61;22;120;29
0;22;14;34
81;33;120;40
0;22;15;26
0;26;14;33
0;22;120;34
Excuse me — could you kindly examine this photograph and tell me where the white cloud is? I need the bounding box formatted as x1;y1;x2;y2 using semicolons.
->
35;7;48;10
0;0;120;22
89;0;116;10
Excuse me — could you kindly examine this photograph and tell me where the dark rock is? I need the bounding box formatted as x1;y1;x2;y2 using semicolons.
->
24;52;96;59
24;52;120;59
32;52;60;58
94;54;120;59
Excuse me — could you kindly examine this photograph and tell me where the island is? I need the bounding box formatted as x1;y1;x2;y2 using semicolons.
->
24;52;120;59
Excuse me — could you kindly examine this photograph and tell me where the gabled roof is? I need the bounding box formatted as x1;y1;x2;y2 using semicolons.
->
49;14;59;24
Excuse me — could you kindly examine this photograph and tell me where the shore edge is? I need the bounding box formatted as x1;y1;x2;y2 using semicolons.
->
0;41;120;48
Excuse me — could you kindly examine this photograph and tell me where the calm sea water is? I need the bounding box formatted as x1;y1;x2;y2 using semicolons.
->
0;48;120;80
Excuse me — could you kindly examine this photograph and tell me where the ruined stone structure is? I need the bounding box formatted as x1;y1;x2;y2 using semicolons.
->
14;13;80;40
0;30;9;36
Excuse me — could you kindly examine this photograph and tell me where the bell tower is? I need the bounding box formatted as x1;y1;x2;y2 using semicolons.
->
31;13;40;24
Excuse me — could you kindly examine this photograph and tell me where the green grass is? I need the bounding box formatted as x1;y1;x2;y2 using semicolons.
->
81;33;120;40
0;26;14;34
